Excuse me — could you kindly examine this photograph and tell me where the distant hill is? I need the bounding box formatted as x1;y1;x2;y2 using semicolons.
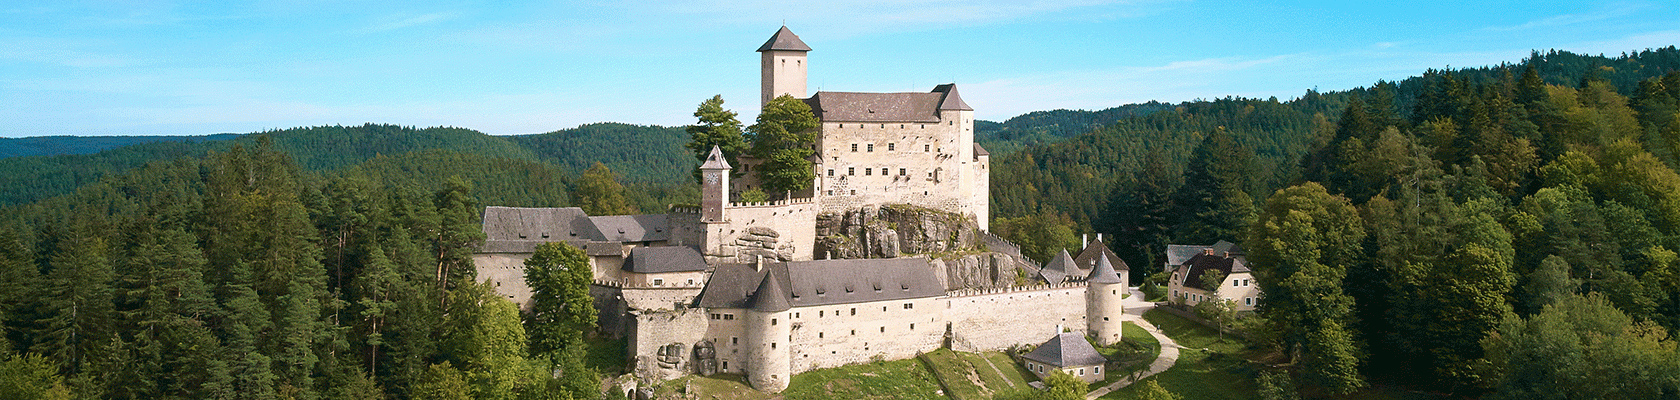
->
975;101;1177;155
0;134;238;158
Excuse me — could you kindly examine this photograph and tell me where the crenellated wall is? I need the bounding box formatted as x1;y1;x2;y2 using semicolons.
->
943;283;1090;352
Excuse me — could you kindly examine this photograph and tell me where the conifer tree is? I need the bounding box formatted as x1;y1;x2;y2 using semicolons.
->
1174;127;1257;244
32;232;115;377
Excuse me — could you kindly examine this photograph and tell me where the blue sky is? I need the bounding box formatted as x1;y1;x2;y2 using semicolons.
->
2;1;1678;138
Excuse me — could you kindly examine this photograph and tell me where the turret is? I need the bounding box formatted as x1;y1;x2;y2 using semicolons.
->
758;26;810;108
1086;253;1126;346
699;146;731;223
745;270;792;392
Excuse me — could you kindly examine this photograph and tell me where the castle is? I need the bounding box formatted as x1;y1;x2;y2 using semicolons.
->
473;27;1130;393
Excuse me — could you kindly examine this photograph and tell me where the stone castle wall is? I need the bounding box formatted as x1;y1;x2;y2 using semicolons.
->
787;296;945;373
474;253;536;310
943;283;1090;352
708;199;818;263
628;308;710;382
812;116;986;229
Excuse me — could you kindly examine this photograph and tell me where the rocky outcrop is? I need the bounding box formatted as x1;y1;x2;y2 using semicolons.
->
814;204;979;259
931;253;1032;289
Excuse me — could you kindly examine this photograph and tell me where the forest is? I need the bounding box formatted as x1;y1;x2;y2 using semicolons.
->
2;47;1680;399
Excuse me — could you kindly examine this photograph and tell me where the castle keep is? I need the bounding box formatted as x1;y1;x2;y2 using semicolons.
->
473;27;1128;393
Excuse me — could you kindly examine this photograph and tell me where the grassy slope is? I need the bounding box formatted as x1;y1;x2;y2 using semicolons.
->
921;349;1035;400
1101;309;1259;400
782;358;946;400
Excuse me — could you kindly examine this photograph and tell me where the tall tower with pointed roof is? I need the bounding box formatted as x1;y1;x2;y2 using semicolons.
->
745;270;793;392
759;26;810;108
1086;254;1127;346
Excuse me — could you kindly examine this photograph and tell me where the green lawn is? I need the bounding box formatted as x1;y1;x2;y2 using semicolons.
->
920;349;1036;400
1101;309;1260;400
783;358;947;400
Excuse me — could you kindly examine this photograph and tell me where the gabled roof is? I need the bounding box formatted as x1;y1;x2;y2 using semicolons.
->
1074;239;1128;273
478;206;596;253
1040;249;1077;284
1176;252;1250;290
585;214;670;242
1164;240;1237;267
700;145;731;170
932;83;973;111
696;258;943;309
622;246;707;273
802;84;971;123
973;143;990;157
756;26;811;52
1022;332;1106;367
748;270;792;312
1087;252;1125;284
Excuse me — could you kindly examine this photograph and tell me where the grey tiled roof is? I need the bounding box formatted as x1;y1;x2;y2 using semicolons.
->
696;258;944;309
477;239;589;254
804;91;944;123
586;214;670;242
748;270;793;312
1074;239;1129;272
1164;240;1237;268
932;84;973;111
1023;332;1106;367
623;246;707;273
803;84;970;123
757;26;811;52
973;143;990;157
700;145;731;170
1086;252;1124;284
1040;249;1076;284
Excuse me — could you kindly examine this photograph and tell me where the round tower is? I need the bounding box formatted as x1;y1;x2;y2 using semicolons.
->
1086;253;1127;346
745;270;792;392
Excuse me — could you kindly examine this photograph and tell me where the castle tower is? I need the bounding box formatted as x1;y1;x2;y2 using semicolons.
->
699;146;731;222
758;26;810;108
1086;254;1127;346
745;270;793;392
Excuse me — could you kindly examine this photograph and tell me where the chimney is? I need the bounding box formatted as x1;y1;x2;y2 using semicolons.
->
1055;324;1063;335
754;255;765;271
1097;233;1103;242
1082;234;1088;249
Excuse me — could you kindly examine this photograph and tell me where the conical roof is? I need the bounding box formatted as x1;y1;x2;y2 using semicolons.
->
748;270;791;312
1040;249;1075;284
1087;252;1124;284
756;26;811;52
699;145;731;170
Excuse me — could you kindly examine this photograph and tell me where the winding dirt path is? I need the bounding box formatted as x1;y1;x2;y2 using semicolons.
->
1085;288;1182;399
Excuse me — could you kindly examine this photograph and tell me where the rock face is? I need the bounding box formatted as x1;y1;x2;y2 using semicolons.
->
814;204;979;259
931;253;1031;289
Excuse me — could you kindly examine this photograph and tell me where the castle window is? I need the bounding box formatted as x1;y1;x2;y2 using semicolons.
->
910;323;915;330
865;168;871;176
867;143;874;152
652;278;663;286
794;312;799;318
850;308;856;316
920;125;925;129
903;303;913;309
847;167;854;175
731;337;738;345
724;314;734;320
771;319;777;326
722;362;727;371
1246;297;1253;306
888;143;895;151
851;143;858;152
925;144;930;152
899;168;906;176
900;124;905;129
850;190;856;195
880;327;886;333
827;190;833;195
1094;366;1101;374
851;330;856;335
881;168;888;176
771;343;777;349
1079;368;1086;376
818;332;823;338
827;169;833;176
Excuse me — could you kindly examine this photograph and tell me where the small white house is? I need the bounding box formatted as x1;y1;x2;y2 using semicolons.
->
1021;332;1107;384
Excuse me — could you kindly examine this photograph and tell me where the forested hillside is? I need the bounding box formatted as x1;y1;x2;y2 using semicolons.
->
984;47;1680;397
0;134;237;159
0;123;695;208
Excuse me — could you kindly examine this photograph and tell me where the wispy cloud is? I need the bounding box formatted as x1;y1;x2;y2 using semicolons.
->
360;12;457;33
1483;3;1651;32
0;37;134;68
649;0;1174;37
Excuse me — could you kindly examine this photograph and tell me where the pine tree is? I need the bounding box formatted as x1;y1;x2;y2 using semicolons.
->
32;232;115;377
686;95;749;181
1174;127;1257;244
433;177;484;301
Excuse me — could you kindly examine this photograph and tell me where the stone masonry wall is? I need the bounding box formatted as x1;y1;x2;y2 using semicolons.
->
787;297;945;373
710;200;818;263
943;283;1089;352
474;253;535;309
629;308;710;383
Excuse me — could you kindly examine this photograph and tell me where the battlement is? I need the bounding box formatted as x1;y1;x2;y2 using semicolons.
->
943;281;1088;299
730;197;815;208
